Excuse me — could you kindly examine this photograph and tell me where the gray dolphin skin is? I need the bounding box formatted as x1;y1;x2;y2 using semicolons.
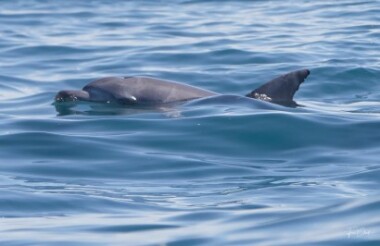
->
55;69;310;106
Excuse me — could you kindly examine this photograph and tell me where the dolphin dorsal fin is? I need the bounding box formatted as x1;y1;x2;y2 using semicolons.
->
247;69;310;103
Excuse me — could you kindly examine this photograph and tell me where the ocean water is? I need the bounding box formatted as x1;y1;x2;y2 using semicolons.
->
0;0;379;245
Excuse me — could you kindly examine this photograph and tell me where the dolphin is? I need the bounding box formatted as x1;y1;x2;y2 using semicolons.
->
55;69;310;106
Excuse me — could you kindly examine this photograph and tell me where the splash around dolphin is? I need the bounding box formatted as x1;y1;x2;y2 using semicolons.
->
55;69;310;107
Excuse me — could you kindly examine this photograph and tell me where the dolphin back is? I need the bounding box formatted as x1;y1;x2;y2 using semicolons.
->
83;76;217;104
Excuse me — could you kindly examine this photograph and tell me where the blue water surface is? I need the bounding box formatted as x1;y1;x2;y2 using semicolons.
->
0;0;380;245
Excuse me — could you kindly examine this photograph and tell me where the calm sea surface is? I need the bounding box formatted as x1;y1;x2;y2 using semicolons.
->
0;0;380;245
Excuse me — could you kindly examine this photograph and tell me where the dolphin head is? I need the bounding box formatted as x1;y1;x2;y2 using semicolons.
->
55;90;90;103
